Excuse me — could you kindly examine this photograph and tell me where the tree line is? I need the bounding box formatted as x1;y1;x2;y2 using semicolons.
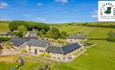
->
81;23;115;28
8;20;68;39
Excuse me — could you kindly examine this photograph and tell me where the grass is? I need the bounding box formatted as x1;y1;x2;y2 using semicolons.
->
52;40;115;70
0;23;115;70
0;56;41;70
52;25;96;35
88;27;115;39
0;23;9;33
50;24;115;70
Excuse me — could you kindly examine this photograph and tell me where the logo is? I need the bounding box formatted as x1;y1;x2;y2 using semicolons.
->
98;1;115;21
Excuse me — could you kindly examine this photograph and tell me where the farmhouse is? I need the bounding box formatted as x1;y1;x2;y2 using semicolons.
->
46;43;83;61
67;34;87;43
9;33;84;61
26;39;49;54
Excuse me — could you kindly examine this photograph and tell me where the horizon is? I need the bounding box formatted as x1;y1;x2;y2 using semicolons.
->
0;0;98;23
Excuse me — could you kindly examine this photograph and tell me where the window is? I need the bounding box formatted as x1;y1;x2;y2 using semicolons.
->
39;50;43;53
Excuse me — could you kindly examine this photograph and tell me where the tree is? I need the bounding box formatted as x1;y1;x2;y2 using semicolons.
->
9;21;17;31
59;31;68;39
41;29;46;35
0;37;11;43
107;31;115;42
0;45;3;55
14;31;23;37
17;25;27;36
9;20;27;31
47;27;59;39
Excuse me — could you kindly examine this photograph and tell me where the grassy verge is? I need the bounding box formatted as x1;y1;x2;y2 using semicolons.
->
0;23;9;33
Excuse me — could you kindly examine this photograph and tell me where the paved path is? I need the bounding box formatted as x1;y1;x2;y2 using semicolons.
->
19;53;58;64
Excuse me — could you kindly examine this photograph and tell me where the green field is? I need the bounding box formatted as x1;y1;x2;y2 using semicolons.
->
52;25;96;35
50;23;115;70
52;40;115;70
88;27;115;39
0;56;41;70
0;23;115;70
0;23;9;33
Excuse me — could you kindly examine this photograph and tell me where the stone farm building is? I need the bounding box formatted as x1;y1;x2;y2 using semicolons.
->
9;38;28;50
9;37;83;61
9;31;84;61
67;34;87;43
46;43;83;61
26;39;49;54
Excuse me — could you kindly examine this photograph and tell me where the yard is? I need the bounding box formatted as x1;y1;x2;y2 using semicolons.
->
0;56;41;70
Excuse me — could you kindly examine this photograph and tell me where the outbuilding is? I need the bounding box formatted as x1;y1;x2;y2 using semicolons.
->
26;39;49;54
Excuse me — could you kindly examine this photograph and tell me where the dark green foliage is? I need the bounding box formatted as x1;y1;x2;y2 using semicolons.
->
8;21;50;37
81;23;115;28
41;30;46;35
13;31;23;37
59;31;68;39
17;25;27;35
47;27;59;39
27;21;50;31
0;37;11;43
9;21;50;32
107;31;115;42
9;20;27;31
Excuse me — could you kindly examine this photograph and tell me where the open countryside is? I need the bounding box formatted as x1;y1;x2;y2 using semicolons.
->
0;22;115;70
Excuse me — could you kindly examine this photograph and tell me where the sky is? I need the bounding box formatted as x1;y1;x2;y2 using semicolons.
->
0;0;98;23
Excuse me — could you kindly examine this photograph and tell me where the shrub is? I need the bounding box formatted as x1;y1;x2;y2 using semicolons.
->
107;31;115;42
0;37;11;43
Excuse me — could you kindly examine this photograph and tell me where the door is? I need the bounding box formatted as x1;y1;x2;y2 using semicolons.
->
35;49;37;54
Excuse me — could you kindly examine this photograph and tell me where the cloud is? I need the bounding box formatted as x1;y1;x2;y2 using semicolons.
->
36;18;46;22
37;3;43;6
55;0;69;4
91;10;98;18
0;2;8;9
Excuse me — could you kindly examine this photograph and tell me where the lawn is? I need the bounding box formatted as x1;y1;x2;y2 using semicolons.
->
50;24;115;70
88;27;115;39
52;25;96;35
0;56;41;70
52;40;115;70
0;23;9;33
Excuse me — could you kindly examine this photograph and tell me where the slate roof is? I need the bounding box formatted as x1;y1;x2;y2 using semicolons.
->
26;39;49;48
46;46;63;54
46;43;81;54
10;38;28;47
68;35;87;39
61;43;81;54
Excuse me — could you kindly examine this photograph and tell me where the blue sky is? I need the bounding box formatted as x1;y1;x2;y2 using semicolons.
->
0;0;98;23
